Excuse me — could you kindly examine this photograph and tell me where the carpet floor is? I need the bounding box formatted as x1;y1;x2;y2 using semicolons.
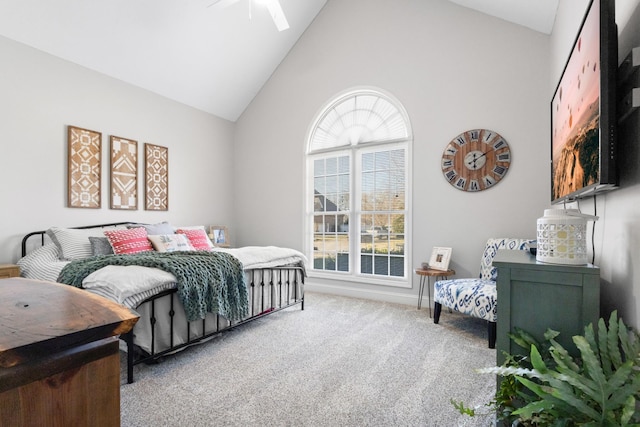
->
120;292;497;426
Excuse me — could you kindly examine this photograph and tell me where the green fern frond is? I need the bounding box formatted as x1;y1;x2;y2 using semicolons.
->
607;311;624;368
599;315;613;377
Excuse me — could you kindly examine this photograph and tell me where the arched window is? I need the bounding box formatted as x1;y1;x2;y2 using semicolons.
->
306;88;412;286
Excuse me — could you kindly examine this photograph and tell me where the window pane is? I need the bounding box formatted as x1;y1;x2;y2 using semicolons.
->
314;177;325;197
338;156;350;173
374;256;388;275
375;151;390;169
390;257;404;277
337;254;349;272
362;152;374;172
326;157;337;175
314;159;324;176
361;255;372;274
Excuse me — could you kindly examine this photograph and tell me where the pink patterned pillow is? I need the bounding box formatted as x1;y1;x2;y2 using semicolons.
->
104;227;154;255
176;228;214;251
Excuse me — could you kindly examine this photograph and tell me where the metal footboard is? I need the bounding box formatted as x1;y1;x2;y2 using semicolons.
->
124;266;304;383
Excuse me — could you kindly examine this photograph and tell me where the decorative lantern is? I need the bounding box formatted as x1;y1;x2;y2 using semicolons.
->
536;209;599;265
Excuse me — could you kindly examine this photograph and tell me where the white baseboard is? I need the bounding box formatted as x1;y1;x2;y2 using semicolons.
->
304;280;428;309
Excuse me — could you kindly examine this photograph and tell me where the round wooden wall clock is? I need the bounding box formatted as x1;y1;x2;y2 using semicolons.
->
441;129;511;192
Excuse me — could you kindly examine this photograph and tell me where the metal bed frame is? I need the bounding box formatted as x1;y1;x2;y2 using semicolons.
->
21;222;305;384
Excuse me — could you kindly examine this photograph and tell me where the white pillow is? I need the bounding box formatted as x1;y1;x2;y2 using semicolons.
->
147;234;194;253
82;265;177;303
46;227;108;260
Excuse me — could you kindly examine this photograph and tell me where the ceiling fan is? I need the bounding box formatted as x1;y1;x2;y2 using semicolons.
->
208;0;290;32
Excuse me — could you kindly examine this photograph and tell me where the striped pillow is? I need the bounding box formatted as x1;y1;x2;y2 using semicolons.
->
46;227;107;260
175;228;214;250
104;227;154;255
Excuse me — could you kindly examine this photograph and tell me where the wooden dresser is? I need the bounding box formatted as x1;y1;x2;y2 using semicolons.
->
0;278;139;427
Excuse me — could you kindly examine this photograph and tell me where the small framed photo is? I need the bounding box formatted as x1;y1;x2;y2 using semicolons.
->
209;225;230;248
429;247;452;271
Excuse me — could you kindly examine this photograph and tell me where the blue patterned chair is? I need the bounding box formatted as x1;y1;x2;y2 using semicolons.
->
433;238;535;348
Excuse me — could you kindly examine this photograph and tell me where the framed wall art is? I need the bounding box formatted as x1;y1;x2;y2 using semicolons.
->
144;143;168;211
110;135;138;210
209;225;230;248
428;247;452;271
68;125;102;208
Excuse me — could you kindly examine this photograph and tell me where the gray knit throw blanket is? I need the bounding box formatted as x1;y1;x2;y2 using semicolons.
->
58;251;248;322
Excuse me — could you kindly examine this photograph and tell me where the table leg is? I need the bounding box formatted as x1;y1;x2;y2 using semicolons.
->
417;275;427;310
427;276;432;318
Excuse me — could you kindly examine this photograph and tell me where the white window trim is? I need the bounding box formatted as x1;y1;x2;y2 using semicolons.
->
304;87;412;288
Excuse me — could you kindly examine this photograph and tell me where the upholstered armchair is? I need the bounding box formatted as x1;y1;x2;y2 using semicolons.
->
433;238;535;348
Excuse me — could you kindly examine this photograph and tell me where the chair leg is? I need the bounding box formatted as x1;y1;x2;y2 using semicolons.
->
433;302;442;324
488;321;496;349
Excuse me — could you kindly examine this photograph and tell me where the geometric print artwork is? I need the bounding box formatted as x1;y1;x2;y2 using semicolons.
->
67;125;102;208
144;143;168;211
110;136;138;210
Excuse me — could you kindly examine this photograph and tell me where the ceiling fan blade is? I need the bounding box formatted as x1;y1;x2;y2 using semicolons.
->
265;0;289;31
207;0;240;9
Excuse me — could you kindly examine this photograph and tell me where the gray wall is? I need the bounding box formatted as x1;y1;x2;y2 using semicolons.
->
551;0;640;327
234;0;550;305
0;35;236;262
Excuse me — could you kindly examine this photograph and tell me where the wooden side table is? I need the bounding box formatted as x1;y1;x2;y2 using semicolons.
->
415;267;455;317
0;264;20;279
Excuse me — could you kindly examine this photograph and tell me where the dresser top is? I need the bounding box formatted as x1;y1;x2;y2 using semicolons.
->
0;277;139;368
493;249;600;274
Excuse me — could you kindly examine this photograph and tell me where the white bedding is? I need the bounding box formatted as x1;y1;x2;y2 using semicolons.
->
18;243;307;309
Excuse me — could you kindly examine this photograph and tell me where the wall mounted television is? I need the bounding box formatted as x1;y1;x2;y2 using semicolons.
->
551;0;618;204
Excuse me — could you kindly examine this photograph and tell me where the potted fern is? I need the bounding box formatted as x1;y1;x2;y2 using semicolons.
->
453;311;640;426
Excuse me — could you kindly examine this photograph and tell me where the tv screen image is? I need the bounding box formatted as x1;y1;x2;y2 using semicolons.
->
551;0;617;204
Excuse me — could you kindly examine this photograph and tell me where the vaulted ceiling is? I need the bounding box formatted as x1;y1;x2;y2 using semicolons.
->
0;0;559;121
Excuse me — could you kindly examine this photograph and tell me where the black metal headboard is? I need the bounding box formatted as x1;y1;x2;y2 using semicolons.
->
21;222;138;257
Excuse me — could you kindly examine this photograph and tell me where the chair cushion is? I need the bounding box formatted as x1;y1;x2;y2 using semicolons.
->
479;238;536;280
434;278;497;322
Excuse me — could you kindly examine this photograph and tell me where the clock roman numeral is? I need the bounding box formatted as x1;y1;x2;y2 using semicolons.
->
445;144;457;155
469;180;480;191
469;130;479;141
442;158;453;168
497;152;511;162
483;175;496;187
454;136;466;146
455;177;467;189
493;165;507;177
493;139;506;150
483;131;494;143
445;169;457;182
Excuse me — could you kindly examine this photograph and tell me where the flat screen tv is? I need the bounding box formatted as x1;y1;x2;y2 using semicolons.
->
551;0;618;204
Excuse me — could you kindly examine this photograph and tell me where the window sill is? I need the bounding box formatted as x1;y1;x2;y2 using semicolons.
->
306;270;411;289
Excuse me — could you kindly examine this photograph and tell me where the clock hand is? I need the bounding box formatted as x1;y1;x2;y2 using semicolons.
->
466;151;488;167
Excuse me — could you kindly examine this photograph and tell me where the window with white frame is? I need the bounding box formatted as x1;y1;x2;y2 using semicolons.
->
306;89;412;285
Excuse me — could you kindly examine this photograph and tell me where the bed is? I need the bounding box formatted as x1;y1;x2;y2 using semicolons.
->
18;222;305;383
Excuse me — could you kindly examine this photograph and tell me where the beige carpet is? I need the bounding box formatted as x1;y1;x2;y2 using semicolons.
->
120;292;497;426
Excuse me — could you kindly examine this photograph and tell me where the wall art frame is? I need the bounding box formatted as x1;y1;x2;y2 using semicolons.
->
110;135;138;210
67;125;102;209
428;246;452;271
209;225;230;248
144;143;168;211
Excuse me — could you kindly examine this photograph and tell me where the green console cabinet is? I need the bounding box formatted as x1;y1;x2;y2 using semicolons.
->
493;250;600;366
